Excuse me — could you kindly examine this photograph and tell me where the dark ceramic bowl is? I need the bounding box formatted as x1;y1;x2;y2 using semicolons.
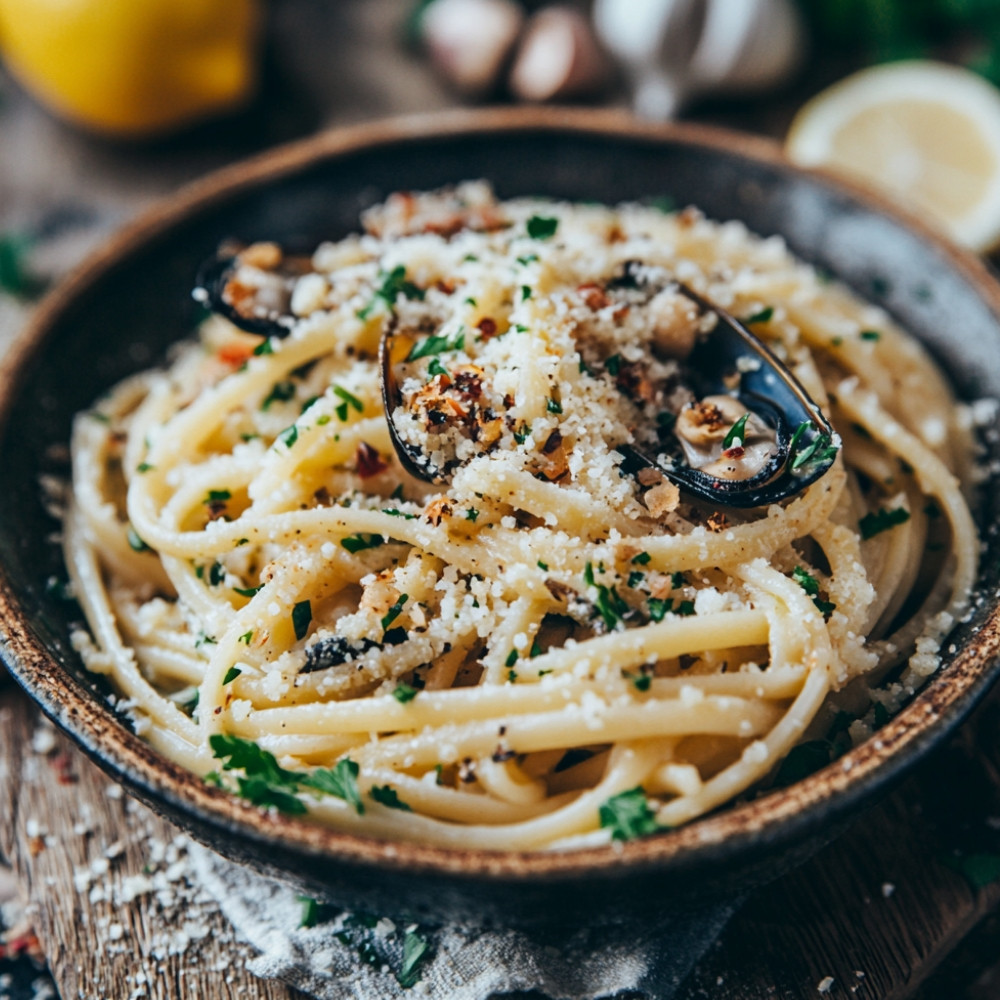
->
2;109;999;928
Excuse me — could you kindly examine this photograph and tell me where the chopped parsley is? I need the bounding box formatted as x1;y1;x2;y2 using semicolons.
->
516;253;539;266
357;265;425;320
427;357;449;379
253;339;274;356
743;306;774;325
276;425;298;449
631;551;651;565
208;561;225;586
860;329;881;341
859;505;911;540
392;682;418;704
465;508;479;522
297;895;334;928
238;631;253;645
627;571;645;589
381;593;409;631
340;533;385;553
233;584;263;598
648;597;670;622
333;385;364;422
507;668;518;683
513;423;532;445
545;397;563;414
369;785;412;811
136;462;154;473
605;354;622;375
536;560;548;571
223;666;242;685
397;930;431;988
383;507;418;520
406;330;465;361
292;600;312;641
126;524;151;553
526;215;559;239
623;669;651;692
505;649;519;668
722;413;750;449
521;284;532;301
791;565;836;617
261;380;295;411
204;489;231;504
598;787;660;841
584;561;629;631
788;421;839;473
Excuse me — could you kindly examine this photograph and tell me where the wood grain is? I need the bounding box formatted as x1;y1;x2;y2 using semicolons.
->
0;688;305;1000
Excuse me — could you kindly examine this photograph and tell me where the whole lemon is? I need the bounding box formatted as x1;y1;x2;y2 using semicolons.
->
0;0;262;137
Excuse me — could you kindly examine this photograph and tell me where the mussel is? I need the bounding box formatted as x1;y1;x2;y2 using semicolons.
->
380;279;838;508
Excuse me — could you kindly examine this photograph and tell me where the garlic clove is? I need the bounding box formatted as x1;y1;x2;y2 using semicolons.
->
421;0;525;97
508;6;613;103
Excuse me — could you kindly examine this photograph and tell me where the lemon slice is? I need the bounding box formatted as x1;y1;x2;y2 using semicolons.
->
786;60;1000;252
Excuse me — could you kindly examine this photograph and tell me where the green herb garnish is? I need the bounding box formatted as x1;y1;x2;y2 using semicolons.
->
859;506;911;540
722;413;750;449
381;593;409;631
369;785;412;811
598;786;660;841
407;330;465;361
392;682;418;704
261;380;295;411
791;565;836;617
127;525;151;553
357;265;425;320
223;666;242;685
340;533;385;553
292;600;312;641
743;306;774;325
526;215;559;240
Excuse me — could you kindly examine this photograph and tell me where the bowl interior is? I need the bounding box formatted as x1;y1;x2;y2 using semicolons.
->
2;112;1000;924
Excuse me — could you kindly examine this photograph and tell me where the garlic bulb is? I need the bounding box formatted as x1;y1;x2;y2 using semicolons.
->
509;6;612;103
421;0;525;97
594;0;806;119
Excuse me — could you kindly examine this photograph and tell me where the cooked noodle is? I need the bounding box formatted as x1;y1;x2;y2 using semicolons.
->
63;183;977;849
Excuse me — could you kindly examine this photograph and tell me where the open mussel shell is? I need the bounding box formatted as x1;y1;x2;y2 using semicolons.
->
193;244;308;339
379;326;451;485
621;284;838;508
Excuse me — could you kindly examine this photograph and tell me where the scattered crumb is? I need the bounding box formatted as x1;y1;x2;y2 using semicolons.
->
881;882;895;898
818;975;835;993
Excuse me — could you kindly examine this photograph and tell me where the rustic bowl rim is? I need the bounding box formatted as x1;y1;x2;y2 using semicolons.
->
2;106;1000;883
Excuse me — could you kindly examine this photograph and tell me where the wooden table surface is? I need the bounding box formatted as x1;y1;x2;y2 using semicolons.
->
2;3;1000;998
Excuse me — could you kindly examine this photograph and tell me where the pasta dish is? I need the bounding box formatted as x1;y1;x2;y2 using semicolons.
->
63;183;978;850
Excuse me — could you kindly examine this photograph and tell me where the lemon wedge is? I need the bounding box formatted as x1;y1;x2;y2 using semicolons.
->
786;61;1000;252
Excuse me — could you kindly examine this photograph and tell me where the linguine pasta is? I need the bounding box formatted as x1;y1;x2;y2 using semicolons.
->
63;183;978;850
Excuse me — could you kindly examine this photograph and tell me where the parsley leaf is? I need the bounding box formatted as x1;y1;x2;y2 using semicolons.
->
743;306;774;325
397;930;431;988
261;380;295;411
722;413;750;449
332;385;364;422
393;682;418;703
598;786;660;841
277;424;298;449
223;666;242;685
788;421;839;473
301;758;364;814
791;565;836;617
341;533;385;553
859;506;911;540
369;785;412;811
381;593;409;631
406;330;465;361
526;215;559;240
358;265;425;320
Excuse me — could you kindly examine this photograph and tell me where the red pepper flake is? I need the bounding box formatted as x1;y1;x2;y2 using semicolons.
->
722;445;745;459
578;283;610;311
50;751;77;785
477;317;497;339
355;441;388;478
217;342;254;367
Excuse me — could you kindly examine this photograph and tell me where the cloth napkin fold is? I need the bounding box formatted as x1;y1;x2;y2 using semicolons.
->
190;843;740;1000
